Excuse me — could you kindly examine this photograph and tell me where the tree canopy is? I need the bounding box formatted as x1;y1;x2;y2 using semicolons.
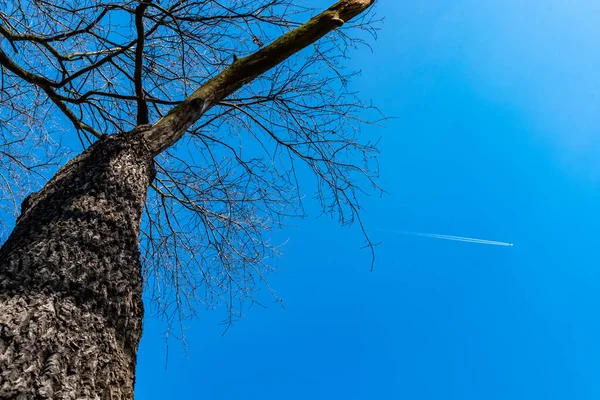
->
0;0;381;331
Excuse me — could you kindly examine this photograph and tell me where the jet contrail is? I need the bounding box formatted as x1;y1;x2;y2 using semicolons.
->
378;229;514;247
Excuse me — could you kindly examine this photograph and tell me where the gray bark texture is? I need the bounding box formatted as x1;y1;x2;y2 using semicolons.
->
0;130;155;399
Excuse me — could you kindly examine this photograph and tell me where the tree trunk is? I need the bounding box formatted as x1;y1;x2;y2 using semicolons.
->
0;2;375;397
0;131;155;399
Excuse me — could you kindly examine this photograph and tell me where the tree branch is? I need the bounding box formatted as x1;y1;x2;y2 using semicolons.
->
145;0;375;155
0;48;101;138
0;6;112;44
0;48;58;88
134;1;150;125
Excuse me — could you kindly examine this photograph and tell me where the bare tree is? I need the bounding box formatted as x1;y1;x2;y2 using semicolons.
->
0;0;380;397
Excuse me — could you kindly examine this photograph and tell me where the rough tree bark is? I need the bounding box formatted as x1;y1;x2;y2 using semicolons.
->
0;1;374;398
0;131;154;399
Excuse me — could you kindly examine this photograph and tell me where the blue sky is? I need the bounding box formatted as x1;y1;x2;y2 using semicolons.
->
135;1;600;399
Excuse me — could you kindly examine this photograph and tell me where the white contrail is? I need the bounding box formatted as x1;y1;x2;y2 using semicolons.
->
378;229;514;247
415;233;513;246
414;233;512;246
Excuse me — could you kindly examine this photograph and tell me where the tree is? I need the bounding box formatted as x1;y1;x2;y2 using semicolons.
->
0;0;379;397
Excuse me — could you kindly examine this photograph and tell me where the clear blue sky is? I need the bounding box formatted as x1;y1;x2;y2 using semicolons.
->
135;1;600;398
